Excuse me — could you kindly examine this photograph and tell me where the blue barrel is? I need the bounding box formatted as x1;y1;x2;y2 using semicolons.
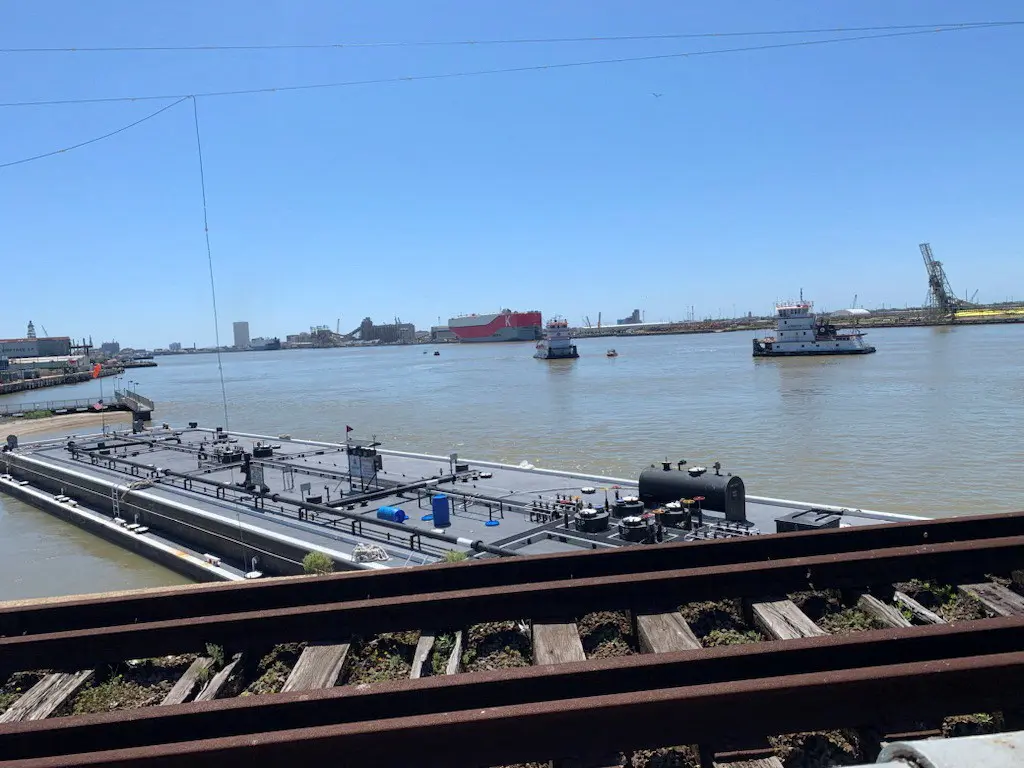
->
432;494;451;527
376;506;408;524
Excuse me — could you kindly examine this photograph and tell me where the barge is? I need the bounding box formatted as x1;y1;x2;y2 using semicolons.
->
0;426;923;581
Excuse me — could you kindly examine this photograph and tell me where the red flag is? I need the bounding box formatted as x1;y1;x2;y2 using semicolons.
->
345;425;353;433
91;363;101;379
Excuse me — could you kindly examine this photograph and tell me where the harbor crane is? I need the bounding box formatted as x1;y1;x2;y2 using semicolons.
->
920;243;975;317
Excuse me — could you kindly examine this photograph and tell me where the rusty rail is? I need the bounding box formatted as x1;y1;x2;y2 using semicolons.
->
6;651;1023;768
1;618;1021;762
4;509;1023;638
3;535;1023;676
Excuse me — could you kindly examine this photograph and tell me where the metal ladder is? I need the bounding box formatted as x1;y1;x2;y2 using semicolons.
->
111;486;121;519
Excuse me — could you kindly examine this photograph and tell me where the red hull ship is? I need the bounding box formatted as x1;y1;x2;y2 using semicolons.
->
446;309;542;342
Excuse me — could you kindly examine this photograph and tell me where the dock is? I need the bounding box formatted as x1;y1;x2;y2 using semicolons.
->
0;365;123;396
0;388;153;422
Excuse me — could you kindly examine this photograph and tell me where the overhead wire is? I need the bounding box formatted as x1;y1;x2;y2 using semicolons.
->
0;21;1016;53
190;96;232;433
0;97;187;168
0;22;1019;109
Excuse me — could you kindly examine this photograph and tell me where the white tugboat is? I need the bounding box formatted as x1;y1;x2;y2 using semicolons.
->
534;317;579;360
753;297;876;357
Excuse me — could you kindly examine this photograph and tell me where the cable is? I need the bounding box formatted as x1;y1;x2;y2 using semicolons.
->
0;97;187;168
0;22;1014;53
0;23;1017;109
191;96;231;434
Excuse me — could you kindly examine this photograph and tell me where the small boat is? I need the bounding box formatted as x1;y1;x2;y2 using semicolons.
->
606;349;618;358
433;351;440;356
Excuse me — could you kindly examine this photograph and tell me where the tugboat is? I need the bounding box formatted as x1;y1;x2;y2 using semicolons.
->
534;318;579;360
753;296;875;357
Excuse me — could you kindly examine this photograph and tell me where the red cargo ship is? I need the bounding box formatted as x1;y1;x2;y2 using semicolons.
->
447;309;543;342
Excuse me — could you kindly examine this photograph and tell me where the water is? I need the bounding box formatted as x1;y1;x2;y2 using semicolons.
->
0;494;190;602
1;324;1022;599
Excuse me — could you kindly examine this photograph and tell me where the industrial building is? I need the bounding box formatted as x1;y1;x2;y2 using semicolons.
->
1;321;77;359
359;317;415;344
431;325;457;342
618;309;641;325
233;321;250;350
0;336;73;358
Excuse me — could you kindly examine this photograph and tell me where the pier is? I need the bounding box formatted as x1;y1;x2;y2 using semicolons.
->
0;388;153;421
0;366;123;396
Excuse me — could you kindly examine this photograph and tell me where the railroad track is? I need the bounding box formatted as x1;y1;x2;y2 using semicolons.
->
4;509;1022;637
2;512;1024;767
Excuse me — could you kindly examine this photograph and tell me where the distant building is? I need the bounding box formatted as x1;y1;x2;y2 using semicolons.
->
233;321;250;349
360;317;415;344
617;309;641;325
0;336;72;358
431;325;457;342
101;341;121;356
169;342;182;352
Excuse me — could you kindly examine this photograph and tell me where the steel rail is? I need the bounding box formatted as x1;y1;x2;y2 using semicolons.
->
0;617;1021;761
5;651;1022;768
4;508;1023;638
2;535;1022;675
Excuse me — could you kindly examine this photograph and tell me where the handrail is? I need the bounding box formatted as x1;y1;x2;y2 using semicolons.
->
1;389;153;416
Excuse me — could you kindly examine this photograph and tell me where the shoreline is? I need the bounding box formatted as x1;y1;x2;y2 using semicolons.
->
1;412;131;438
572;313;1024;340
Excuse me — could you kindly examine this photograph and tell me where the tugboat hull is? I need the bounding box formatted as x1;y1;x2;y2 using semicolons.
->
753;341;876;357
535;345;579;360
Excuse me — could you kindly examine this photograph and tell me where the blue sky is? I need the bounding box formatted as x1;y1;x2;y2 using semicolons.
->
1;1;1021;347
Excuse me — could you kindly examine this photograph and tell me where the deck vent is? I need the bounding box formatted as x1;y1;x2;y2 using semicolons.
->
575;508;610;533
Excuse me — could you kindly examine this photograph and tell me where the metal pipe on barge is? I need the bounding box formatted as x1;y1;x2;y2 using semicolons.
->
207;429;928;524
69;440;517;558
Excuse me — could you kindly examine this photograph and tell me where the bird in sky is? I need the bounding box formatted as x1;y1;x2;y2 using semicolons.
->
652;92;663;98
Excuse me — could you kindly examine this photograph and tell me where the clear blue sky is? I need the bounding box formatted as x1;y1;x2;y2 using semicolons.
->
1;1;1021;347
